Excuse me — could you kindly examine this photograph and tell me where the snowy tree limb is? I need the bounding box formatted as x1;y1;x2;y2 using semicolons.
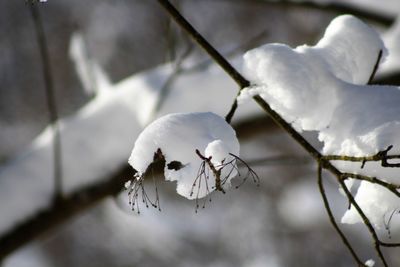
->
0;165;132;260
0;114;276;260
156;1;399;265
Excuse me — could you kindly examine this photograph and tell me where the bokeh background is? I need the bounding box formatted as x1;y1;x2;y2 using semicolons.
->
1;1;400;266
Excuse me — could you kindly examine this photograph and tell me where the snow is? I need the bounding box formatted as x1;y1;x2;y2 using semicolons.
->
128;112;240;199
69;32;111;96
0;87;143;235
365;259;375;267
0;31;260;236
238;15;400;228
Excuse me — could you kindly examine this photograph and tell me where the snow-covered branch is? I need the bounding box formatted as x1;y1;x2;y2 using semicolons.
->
157;1;400;265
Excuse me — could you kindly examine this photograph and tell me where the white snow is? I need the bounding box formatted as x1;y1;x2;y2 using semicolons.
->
128;112;240;199
69;32;111;96
238;15;400;228
0;31;260;236
365;259;375;267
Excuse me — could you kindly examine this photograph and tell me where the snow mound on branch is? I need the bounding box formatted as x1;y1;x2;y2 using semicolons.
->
238;15;400;228
128;112;240;199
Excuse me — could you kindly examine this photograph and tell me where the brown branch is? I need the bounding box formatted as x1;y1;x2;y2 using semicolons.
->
195;149;225;193
317;164;365;266
324;145;400;168
156;0;250;124
368;50;383;84
156;0;250;90
0;165;132;260
29;3;63;199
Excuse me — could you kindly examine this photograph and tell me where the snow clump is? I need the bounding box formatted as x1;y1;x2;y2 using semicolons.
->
128;112;240;199
238;14;400;228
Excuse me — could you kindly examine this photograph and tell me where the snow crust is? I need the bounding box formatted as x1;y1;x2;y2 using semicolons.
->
129;112;240;199
238;15;400;228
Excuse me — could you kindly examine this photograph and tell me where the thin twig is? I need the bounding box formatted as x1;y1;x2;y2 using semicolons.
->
29;3;63;200
317;164;365;266
368;50;383;84
324;145;400;168
337;172;389;266
156;0;250;90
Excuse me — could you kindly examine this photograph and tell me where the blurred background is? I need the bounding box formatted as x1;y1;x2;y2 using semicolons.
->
1;0;400;266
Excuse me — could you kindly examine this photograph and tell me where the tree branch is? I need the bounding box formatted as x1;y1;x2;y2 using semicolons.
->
368;50;383;84
156;1;397;265
0;114;276;260
0;165;132;260
317;164;365;266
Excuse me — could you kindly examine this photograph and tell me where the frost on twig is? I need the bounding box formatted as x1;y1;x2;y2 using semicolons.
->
127;112;259;212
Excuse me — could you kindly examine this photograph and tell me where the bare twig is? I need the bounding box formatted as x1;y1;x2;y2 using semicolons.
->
29;3;63;200
368;50;383;84
195;149;225;193
317;163;365;266
157;0;250;123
